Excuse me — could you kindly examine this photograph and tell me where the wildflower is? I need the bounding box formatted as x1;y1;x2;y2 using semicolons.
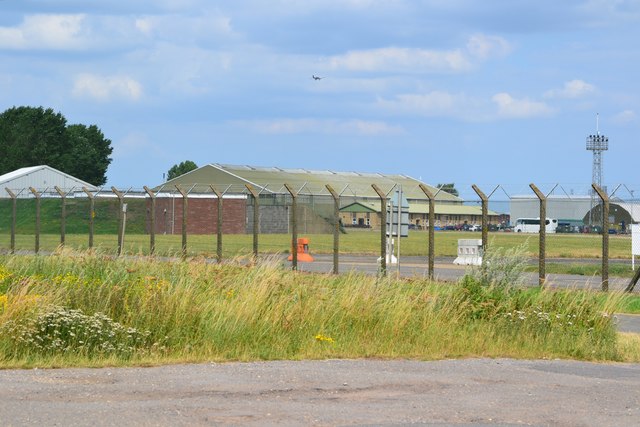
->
315;334;335;343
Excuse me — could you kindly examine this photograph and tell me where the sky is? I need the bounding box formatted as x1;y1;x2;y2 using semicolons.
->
0;0;639;199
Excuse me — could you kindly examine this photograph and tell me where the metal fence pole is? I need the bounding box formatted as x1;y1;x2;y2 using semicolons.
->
29;187;40;254
471;185;489;255
592;184;609;291
326;184;340;275
82;187;95;249
529;184;547;286
54;186;67;247
418;184;435;280
210;185;224;263
143;186;156;255
284;184;298;271
111;186;125;256
5;188;16;254
245;185;260;261
372;184;387;277
176;185;188;258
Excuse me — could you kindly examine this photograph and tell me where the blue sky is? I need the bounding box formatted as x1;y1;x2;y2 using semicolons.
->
0;0;638;198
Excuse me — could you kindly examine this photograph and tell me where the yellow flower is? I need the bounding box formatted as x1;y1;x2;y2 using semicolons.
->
315;334;335;343
0;266;12;281
0;294;7;311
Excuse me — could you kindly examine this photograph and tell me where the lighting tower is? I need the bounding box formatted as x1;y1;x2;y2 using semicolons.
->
586;114;609;225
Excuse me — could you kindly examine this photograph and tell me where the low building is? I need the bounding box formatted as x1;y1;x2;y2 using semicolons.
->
157;163;499;234
0;165;97;197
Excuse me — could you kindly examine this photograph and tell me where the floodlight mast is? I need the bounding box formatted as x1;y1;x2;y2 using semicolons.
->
586;113;609;225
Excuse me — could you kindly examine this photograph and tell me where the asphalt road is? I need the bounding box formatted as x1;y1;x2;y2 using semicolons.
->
0;358;638;426
289;254;638;293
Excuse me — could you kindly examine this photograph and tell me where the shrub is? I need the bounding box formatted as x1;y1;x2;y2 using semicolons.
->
468;242;529;289
1;306;154;358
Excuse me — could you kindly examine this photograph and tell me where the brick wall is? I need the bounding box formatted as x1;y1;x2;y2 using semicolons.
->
149;197;246;234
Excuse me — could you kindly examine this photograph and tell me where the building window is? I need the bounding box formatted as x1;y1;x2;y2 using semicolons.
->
366;212;371;226
352;212;357;225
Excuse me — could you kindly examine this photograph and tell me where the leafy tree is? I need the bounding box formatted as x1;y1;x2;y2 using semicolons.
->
0;106;113;186
167;160;198;180
0;106;70;174
65;124;113;186
436;183;459;197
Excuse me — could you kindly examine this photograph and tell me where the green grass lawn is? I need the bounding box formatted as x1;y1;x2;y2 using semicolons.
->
0;229;630;258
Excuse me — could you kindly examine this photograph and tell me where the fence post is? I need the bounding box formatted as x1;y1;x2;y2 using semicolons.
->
29;187;40;254
326;184;340;275
245;184;260;261
175;185;188;258
418;184;435;280
5;188;16;254
372;184;387;277
210;185;224;263
592;184;609;291
529;184;547;286
143;186;156;255
82;187;95;249
284;184;298;271
471;185;489;256
111;187;125;256
54;186;67;247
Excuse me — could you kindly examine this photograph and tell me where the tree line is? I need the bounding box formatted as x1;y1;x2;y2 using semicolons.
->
0;106;113;186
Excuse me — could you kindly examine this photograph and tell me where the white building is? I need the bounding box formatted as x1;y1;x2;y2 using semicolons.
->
0;165;97;197
511;194;640;230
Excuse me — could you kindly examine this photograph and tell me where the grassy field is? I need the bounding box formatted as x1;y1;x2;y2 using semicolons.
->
0;197;148;235
0;231;635;280
0;230;631;258
0;249;637;368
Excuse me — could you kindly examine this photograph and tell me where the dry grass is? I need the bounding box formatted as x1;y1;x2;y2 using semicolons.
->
0;249;635;368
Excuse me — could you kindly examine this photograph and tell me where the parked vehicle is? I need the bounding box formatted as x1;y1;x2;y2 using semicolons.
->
513;218;558;233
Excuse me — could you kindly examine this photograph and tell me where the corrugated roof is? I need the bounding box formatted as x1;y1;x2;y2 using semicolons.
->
0;165;97;190
158;163;461;202
0;166;44;184
409;203;499;216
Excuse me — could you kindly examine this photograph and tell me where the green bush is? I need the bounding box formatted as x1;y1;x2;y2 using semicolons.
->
1;306;153;358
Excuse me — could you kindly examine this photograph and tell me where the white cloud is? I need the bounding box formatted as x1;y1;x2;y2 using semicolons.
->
544;79;595;99
329;47;470;73
612;109;636;124
466;34;512;59
239;118;403;136
327;34;510;74
492;93;553;118
0;14;88;50
72;74;143;101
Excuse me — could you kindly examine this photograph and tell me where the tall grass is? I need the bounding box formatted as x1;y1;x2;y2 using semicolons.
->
0;248;633;368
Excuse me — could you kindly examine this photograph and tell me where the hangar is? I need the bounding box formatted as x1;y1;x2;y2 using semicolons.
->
510;194;640;232
156;163;502;234
0;165;97;197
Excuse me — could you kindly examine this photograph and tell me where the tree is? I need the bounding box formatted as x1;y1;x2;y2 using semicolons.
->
0;106;113;186
65;124;113;186
436;183;459;197
167;160;198;180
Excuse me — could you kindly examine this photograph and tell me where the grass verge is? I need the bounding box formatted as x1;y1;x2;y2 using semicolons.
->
0;249;637;368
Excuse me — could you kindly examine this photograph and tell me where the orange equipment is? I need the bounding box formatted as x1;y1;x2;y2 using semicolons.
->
287;237;314;262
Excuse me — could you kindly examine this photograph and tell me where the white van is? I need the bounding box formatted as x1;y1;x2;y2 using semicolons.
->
513;218;558;233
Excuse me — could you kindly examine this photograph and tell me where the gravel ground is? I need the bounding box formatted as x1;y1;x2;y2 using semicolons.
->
1;358;639;426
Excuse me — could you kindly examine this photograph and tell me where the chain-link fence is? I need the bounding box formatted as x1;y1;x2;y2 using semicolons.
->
1;182;639;291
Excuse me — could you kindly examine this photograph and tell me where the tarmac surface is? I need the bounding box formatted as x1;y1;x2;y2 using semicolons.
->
0;358;638;426
289;254;639;293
